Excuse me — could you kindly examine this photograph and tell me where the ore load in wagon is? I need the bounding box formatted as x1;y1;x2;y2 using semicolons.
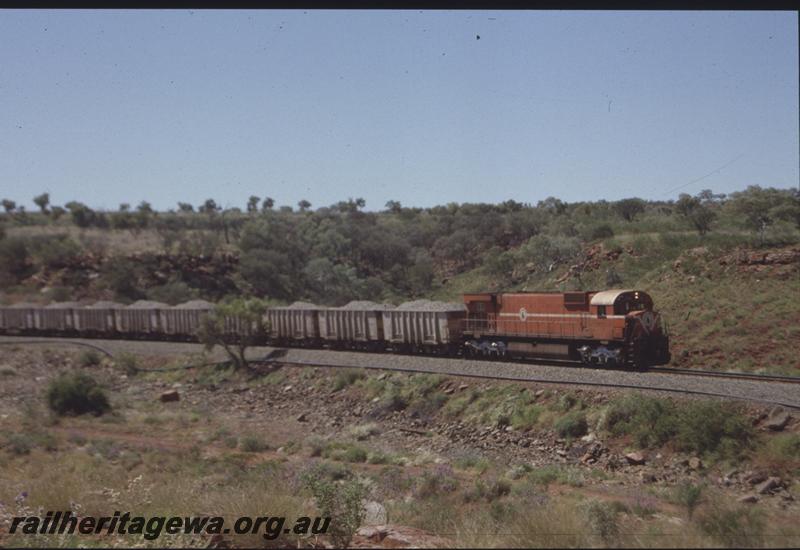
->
267;301;322;341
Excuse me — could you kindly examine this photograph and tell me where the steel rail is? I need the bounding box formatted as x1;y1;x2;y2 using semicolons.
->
649;367;800;384
2;336;798;409
0;339;116;358
250;356;800;411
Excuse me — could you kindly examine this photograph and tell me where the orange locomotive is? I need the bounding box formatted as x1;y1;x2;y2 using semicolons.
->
461;289;670;368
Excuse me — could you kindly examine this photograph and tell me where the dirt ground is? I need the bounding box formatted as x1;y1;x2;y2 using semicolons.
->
0;342;798;548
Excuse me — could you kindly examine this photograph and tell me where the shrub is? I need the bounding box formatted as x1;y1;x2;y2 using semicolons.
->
603;395;677;448
341;446;368;463
5;433;33;455
0;366;17;377
414;464;458;499
673;482;704;520
301;461;352;483
674;401;754;459
78;349;102;367
553;411;588;438
349;423;380;441
240;435;269;453
323;442;368;463
581;500;619;545
145;280;198;305
759;433;800;472
0;238;32;285
698;502;765;548
590;223;615;240
333;368;366;391
528;465;584;487
115;353;138;376
5;431;58;455
46;373;110;416
42;286;72;303
303;474;369;549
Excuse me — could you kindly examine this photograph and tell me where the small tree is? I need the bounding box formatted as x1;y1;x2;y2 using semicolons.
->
246;195;260;213
177;202;194;213
65;201;96;228
50;205;66;221
1;199;16;213
33;192;50;214
298;199;312;212
675;192;716;236
196;298;269;370
199;198;219;214
261;197;275;211
303;474;369;549
674;482;703;520
613;198;646;222
728;185;792;245
385;200;402;213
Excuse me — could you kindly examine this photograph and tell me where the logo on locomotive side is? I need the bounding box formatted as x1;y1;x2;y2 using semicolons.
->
640;311;656;333
519;308;527;321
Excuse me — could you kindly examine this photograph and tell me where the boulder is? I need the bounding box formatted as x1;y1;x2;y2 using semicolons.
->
738;494;759;504
362;501;387;526
746;472;768;485
625;452;646;465
296;412;307;422
756;477;782;495
688;457;702;470
764;412;791;431
159;390;180;403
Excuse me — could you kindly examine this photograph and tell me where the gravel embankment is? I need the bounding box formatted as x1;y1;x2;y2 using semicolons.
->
1;336;798;409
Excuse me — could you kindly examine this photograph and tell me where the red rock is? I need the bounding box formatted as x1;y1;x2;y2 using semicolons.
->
625;452;645;465
159;390;180;402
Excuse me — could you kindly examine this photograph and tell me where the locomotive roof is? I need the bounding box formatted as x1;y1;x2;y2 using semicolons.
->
589;289;641;306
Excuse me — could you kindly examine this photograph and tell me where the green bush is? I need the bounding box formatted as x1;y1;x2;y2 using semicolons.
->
46;373;110;416
333;368;366;391
78;349;102;367
302;473;369;549
527;465;584;487
603;395;677;448
239;435;269;453
674;401;754;459
5;433;33;455
581;500;619;545
590;223;615;240
553;411;588;438
145;280;198;305
464;477;512;503
115;353;138;376
0;366;17;377
672;482;704;520
698;503;765;548
760;433;800;472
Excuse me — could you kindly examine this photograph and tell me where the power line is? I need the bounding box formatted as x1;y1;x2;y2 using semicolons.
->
660;154;744;197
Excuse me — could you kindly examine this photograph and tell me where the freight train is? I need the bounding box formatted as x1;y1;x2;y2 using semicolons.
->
0;289;671;369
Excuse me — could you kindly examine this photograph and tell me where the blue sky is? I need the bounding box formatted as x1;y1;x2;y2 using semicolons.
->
0;10;797;212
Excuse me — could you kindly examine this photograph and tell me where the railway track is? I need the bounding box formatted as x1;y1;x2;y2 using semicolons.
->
2;336;799;410
650;367;800;385
249;355;800;411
